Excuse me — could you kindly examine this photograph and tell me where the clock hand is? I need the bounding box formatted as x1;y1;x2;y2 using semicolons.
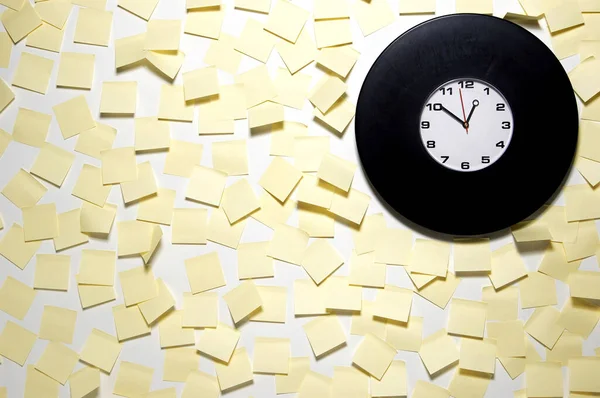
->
466;99;479;125
440;105;466;127
459;89;468;133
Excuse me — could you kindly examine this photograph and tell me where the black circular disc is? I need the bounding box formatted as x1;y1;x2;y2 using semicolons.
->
355;14;578;236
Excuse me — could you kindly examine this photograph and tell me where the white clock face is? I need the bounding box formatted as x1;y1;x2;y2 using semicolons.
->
419;78;514;172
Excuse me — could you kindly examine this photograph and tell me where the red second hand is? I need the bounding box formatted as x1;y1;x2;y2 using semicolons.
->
459;88;468;134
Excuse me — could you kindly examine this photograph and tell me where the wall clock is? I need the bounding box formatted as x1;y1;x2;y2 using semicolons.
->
355;14;578;236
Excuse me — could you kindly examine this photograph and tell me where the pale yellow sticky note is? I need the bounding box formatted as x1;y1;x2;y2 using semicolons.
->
120;162;157;204
525;306;565;349
313;94;356;134
146;50;185;80
447;298;487;338
248;101;284;129
77;249;115;286
276;27;317;75
317;46;359;79
563;220;599;261
570;57;600;103
182;66;218;101
0;32;11;68
112;304;151;341
400;0;435;14
576;156;600;187
197;93;235;135
459;338;496;374
185;8;224;39
546;0;583;33
31;143;74;187
69;367;100;398
273;68;311;109
118;0;158;20
0;276;36;320
35;341;79;385
520;271;557;308
182;371;219;398
294;135;330;172
329;187;371;225
259;157;303;203
117;220;153;256
72;164;111;207
183;166;225;207
481;285;518;321
314;18;352;49
294;279;327;316
115;33;145;69
577;121;600;162
53;95;95;139
163;347;199;382
448;370;491;398
235;18;275;63
251;286;287;323
511;219;552;242
456;0;493;13
101;147;137;185
526;361;563;398
12;108;51;148
75;123;116;160
99;81;137;114
300;238;342;283
221;179;260;223
137;188;175;226
546;331;582;365
204;33;241;74
453;238;491;273
113;361;154;397
276;357;310;394
212;139;248;175
23;203;58;242
0;77;14;113
34;254;70;291
185;252;225;293
266;223;308;265
331;366;368;398
569;357;600;393
141;224;162;264
353;0;395;36
182;291;217;328
158;311;194;348
72;0;107;10
25;22;64;53
415;272;461;309
298;204;335;238
253;337;290;374
351;213;386;255
0;224;42;269
237;242;274;279
77;285;116;309
1;2;41;43
412;381;450;398
214;348;253;392
207;208;246;249
568;270;600;300
489;243;527;289
158;84;194;122
224;280;262;323
314;0;348;18
235;65;277;108
538;242;580;282
196;322;240;363
24;365;59;398
317;153;356;193
310;74;347;114
38;306;76;345
386;315;423;352
252;191;295;229
235;0;270;12
369;360;406;397
411;239;450;277
324;276;361;312
419;329;459;376
134;117;170;152
303;316;346;357
0;321;37;366
53;209;88;251
583;90;600;122
267;1;310;44
34;1;71;29
0;128;11;158
119;265;157;306
145;19;180;51
74;8;112;46
171;208;207;245
372;284;412;322
80;329;121;372
558;296;600;338
12;51;53;94
298;371;332;397
352;333;395;380
164;140;203;177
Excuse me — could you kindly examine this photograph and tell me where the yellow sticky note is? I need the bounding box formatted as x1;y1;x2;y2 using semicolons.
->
314;0;348;19
298;371;332;397
164;139;203;177
75;123;116;160
101;147;136;185
53;95;95;139
563;220;599;262
314;18;352;49
235;0;270;12
221;179;260;223
488;320;527;357
525;306;564;349
412;381;450;398
24;365;59;398
411;239;450;277
182;371;219;398
316;47;359;81
12;51;53;94
313;94;356;133
454;238;491;273
113;361;154;397
386;316;423;352
569;57;600;103
276;357;310;394
459;338;496;374
317;153;356;193
25;22;64;53
372;285;412;322
546;0;584;33
248;101;284;129
117;220;153;256
214;348;253;392
370;360;407;397
329;187;370;225
310;74;347;114
74;8;112;46
78;249;115;286
526;361;563;397
182;66;218;101
303;316;346;358
120;162;157;204
115;33;145;69
268;223;309;265
72;164;111;207
118;0;158;20
399;0;436;14
331;366;368;398
294;279;327;316
185;8;224;39
163;347;199;382
69;367;100;398
1;2;41;43
489;243;527;289
207;208;246;249
251;286;287;323
197;93;235;135
0;77;14;114
34;254;70;291
276;27;317;75
158;311;194;348
353;0;395;36
546;331;582;365
35;341;79;384
119;266;157;306
12;108;51;148
569;270;600;301
0;224;42;269
146;50;186;80
141;224;162;264
415;272;461;309
235;18;275;63
538;242;580;282
77;285;116;308
35;1;72;30
456;0;493;13
158;84;194;122
297;174;335;210
113;304;151;341
224;280;262;323
519;272;557;308
185;252;225;293
54;209;89;251
298;204;335;238
577;121;600;162
171;208;207;245
134;117;170;152
294;136;330;172
324;276;361;312
352;333;395;380
569;357;600;393
577;156;600;187
31;143;74;187
265;0;308;43
252;191;296;229
145;19;180;50
0;32;11;68
39;305;77;344
481;285;518;321
0;276;37;318
448;370;491;398
0;321;37;366
237;242;274;279
80;329;121;373
558;296;600;338
23;203;58;242
583;88;600;122
212;139;249;176
448;298;487;338
259;157;303;202
182;291;217;328
99;81;137;115
137;188;175;225
273;68;311;109
511;219;552;242
235;65;277;108
204;33;241;74
196;322;240;363
419;329;459;376
300;239;343;284
253;337;290;374
185;166;225;207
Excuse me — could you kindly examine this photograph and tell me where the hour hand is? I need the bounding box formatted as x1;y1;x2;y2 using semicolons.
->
440;105;466;127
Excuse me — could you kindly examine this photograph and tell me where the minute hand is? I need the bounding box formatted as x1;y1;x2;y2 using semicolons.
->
440;105;466;127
